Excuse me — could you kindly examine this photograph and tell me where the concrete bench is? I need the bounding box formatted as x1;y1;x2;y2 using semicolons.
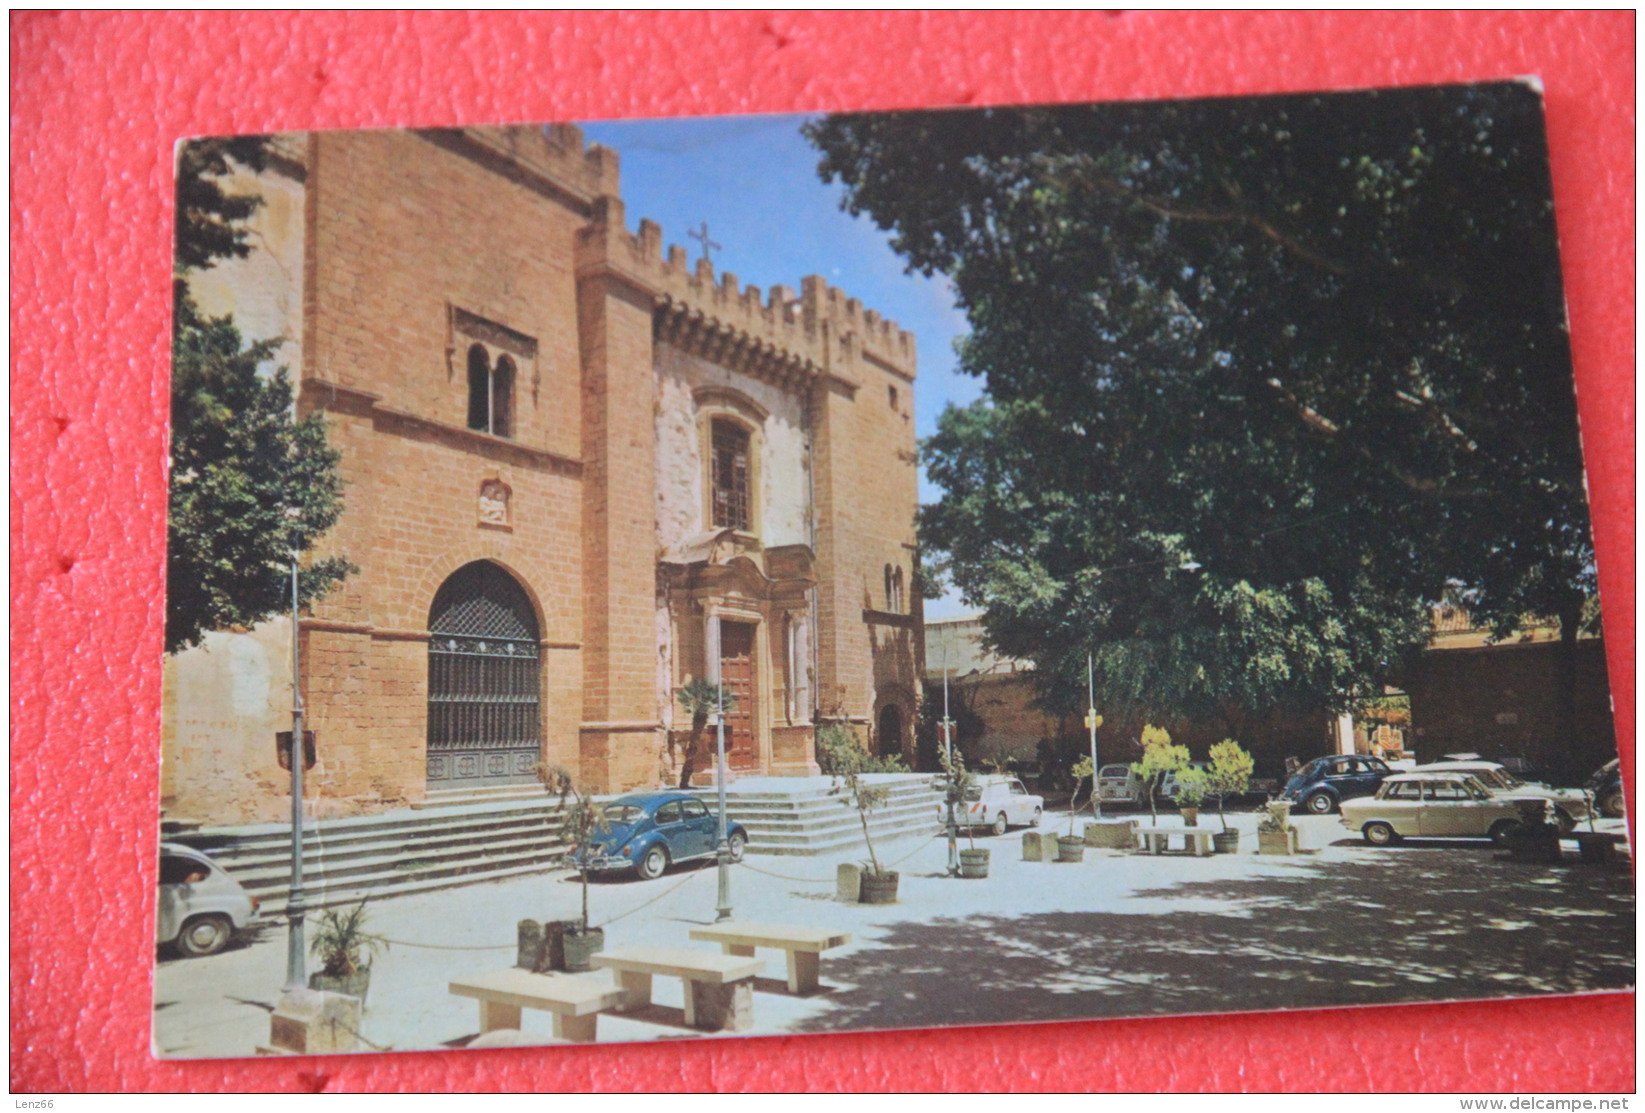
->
1136;826;1215;857
688;921;852;995
449;969;627;1044
592;946;763;1032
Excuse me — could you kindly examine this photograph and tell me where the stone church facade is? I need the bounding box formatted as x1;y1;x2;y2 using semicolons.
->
162;125;922;826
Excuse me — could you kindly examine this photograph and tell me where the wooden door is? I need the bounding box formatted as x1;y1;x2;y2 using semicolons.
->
719;622;758;771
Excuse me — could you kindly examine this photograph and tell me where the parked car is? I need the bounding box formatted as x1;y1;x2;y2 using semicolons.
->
1413;760;1588;832
1278;754;1395;814
942;775;1044;835
1159;763;1208;803
1588;759;1626;819
1097;763;1149;808
569;791;748;881
1340;772;1528;846
158;843;259;957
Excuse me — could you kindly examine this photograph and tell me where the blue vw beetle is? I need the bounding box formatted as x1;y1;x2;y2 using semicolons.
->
571;791;749;880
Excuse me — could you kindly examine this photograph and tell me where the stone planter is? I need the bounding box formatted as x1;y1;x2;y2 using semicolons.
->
561;926;605;973
860;871;900;904
1257;829;1297;855
518;918;582;973
1084;819;1138;849
1022;830;1059;862
958;848;991;879
1211;829;1241;854
307;968;370;1004
837;863;863;902
1575;833;1618;865
1056;836;1086;863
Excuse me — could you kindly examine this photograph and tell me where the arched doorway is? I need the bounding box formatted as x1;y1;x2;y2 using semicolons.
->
877;703;904;761
426;561;541;789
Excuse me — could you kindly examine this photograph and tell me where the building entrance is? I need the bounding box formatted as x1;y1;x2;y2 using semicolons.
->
719;621;759;771
425;561;541;789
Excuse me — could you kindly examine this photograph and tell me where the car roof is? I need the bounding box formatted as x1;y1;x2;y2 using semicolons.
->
159;842;215;861
1415;761;1503;771
1383;771;1477;781
608;791;695;806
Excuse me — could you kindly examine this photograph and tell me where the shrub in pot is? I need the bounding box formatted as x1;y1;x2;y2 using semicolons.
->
1173;765;1209;827
1204;739;1255;853
1257;801;1296;855
538;763;607;970
1131;725;1190;827
1055;756;1094;861
308;898;387;1002
820;724;899;902
940;746;989;879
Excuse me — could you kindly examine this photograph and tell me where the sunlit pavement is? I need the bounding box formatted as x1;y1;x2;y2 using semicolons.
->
152;810;1634;1059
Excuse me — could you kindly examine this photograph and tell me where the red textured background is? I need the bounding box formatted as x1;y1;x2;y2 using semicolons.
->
10;11;1634;1094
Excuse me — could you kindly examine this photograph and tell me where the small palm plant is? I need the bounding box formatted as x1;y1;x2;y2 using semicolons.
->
676;678;736;790
310;899;388;983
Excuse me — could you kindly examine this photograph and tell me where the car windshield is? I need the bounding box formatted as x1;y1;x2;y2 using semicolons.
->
1099;766;1130;778
1296;758;1329;777
601;804;645;826
1495;770;1524;789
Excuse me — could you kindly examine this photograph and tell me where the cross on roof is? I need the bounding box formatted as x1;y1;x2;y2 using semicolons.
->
688;221;722;266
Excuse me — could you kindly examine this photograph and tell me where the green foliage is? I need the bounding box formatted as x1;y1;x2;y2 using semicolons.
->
1069;755;1095;833
674;679;736;788
167;135;354;652
916;678;984;771
1258;801;1294;834
1131;724;1190;823
819;724;894;875
818;723;909;775
538;763;608;930
1203;738;1255;831
808;85;1595;722
1171;766;1211;809
309;899;388;979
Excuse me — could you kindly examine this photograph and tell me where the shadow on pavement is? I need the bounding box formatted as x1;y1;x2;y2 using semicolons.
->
790;847;1634;1033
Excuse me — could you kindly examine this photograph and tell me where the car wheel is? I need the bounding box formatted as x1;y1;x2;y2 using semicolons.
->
992;812;1009;837
1553;808;1577;836
176;914;234;957
1361;821;1398;847
636;845;669;881
1303;792;1335;815
1599;791;1625;819
1489;819;1524;847
727;832;746;863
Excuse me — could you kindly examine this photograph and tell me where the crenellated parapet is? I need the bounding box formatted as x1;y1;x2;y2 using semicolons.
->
575;192;917;395
417;123;620;209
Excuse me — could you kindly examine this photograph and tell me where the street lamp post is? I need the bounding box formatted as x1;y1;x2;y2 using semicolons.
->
284;559;308;992
1086;652;1102;821
713;682;732;923
941;646;958;877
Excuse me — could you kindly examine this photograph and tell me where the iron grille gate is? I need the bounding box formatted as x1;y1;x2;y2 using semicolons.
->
426;562;541;789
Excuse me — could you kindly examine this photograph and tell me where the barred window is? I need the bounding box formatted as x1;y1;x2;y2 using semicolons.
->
711;420;751;531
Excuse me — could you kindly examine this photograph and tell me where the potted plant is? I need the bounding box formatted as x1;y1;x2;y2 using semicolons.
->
1056;756;1094;862
538;763;607;970
820;724;898;902
1257;800;1296;855
1131;724;1190;828
308;898;388;1002
940;746;989;879
1173;766;1209;827
1204;739;1255;853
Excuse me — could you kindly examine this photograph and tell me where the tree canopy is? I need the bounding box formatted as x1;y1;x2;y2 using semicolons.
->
168;137;353;653
807;82;1594;722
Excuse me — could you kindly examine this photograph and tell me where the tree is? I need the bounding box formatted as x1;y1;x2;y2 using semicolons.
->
807;83;1596;726
1130;724;1189;825
1202;739;1255;833
675;678;736;789
168;137;353;652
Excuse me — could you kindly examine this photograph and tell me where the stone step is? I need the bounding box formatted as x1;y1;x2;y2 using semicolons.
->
253;855;570;917
184;807;567;866
226;828;571;895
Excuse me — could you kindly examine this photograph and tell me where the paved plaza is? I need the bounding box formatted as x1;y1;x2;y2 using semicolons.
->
152;811;1635;1059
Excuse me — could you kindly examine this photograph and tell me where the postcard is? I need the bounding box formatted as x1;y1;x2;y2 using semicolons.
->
155;81;1632;1059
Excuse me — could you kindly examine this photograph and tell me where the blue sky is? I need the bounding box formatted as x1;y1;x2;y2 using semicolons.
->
581;113;978;617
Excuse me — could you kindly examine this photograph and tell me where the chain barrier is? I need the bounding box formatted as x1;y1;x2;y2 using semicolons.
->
733;831;947;884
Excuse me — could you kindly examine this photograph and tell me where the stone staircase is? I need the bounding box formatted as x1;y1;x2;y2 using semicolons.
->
165;776;944;912
704;775;944;857
165;794;573;917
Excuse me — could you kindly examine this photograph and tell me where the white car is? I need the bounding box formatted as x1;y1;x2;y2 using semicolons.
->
158;843;258;957
1097;764;1148;807
1412;760;1589;832
940;776;1044;836
1340;772;1527;846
